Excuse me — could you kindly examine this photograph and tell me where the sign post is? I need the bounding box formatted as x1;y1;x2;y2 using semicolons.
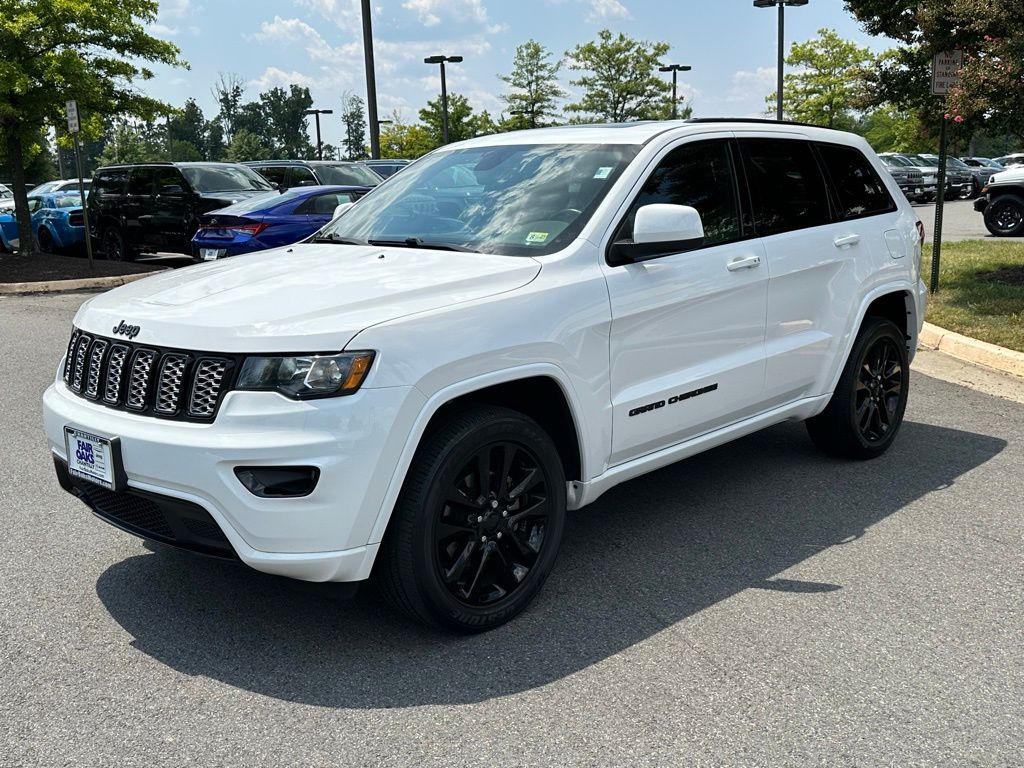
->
66;100;94;270
929;50;962;293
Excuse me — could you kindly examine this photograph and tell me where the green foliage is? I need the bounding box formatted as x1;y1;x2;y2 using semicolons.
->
564;29;671;123
0;0;184;253
341;94;369;160
259;85;315;159
379;113;437;159
855;105;932;153
419;94;493;145
225;129;271;163
499;40;566;130
845;0;1024;139
768;28;875;129
167;99;207;154
94;120;168;166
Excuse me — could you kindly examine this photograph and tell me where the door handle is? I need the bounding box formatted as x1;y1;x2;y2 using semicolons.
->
726;254;762;271
834;234;861;248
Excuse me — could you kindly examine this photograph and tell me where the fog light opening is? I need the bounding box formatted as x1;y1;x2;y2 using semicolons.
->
234;466;320;498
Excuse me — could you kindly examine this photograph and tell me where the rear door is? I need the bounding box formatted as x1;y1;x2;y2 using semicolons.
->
738;136;894;402
124;167;157;249
152;167;192;253
602;136;770;465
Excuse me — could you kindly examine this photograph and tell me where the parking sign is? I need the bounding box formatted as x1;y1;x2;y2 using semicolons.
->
931;50;963;96
66;100;80;133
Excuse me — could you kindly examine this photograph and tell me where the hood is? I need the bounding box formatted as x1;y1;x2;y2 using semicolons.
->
74;244;542;352
989;167;1024;187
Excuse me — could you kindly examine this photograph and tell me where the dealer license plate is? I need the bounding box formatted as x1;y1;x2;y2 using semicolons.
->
64;427;115;489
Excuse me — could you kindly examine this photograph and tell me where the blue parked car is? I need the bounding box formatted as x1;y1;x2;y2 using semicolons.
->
0;193;85;253
191;184;369;261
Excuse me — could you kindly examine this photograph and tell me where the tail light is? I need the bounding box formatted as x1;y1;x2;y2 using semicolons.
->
915;220;925;246
197;222;269;237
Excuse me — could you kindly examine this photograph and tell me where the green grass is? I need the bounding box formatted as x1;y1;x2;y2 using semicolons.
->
923;239;1024;353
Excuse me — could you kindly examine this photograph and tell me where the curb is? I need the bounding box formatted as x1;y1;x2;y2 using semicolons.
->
0;271;160;296
919;322;1024;379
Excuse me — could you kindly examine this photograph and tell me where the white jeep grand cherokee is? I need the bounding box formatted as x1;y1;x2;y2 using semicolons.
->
44;120;926;631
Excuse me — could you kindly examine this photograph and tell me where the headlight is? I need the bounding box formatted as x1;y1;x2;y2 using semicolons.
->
237;351;374;399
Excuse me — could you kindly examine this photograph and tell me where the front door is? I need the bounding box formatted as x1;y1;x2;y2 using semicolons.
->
602;137;770;466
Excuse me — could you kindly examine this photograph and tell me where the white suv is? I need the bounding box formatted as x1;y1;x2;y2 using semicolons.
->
43;120;926;631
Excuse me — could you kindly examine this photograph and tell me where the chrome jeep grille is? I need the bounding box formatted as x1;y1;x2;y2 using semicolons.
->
61;328;236;422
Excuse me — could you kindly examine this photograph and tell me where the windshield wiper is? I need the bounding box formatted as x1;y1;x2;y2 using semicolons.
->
367;237;477;253
311;235;368;245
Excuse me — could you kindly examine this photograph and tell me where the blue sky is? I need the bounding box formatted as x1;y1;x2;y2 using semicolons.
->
147;0;896;148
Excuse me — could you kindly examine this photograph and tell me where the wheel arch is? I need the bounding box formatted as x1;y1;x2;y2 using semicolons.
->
366;364;589;546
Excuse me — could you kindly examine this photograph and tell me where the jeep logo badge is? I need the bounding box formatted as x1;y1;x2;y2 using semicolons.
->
112;321;141;339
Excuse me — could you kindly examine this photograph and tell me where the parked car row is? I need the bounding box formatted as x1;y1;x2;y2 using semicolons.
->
0;192;86;253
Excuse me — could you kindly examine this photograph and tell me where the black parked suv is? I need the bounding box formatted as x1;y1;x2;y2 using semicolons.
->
245;160;382;190
89;162;276;260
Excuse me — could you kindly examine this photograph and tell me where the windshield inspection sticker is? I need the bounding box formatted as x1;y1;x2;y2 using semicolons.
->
526;231;549;244
593;166;613;179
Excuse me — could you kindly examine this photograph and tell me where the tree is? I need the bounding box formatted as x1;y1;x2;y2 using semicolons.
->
0;0;182;255
379;113;437;159
94;120;169;166
564;30;671;123
767;28;875;129
167;98;207;159
419;94;485;145
260;85;315;159
845;0;1024;140
500;40;566;130
856;105;931;153
341;93;368;160
212;73;245;144
225;129;271;162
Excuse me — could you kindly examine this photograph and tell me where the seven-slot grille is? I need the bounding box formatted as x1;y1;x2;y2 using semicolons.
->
62;328;235;421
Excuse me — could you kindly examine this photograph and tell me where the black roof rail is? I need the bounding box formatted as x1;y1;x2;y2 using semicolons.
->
684;117;831;130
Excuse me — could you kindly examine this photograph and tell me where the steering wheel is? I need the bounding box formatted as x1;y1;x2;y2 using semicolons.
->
550;208;583;222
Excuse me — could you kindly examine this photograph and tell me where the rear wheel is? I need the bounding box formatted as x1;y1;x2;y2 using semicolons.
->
101;226;133;261
36;227;56;254
377;405;566;632
806;317;909;460
984;194;1024;237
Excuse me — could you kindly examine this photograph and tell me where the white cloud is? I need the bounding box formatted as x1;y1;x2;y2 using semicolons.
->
727;67;776;105
149;23;179;35
586;0;629;19
402;0;492;28
250;67;317;90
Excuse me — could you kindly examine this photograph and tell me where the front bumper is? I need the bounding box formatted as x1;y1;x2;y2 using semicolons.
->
974;196;989;213
44;379;425;582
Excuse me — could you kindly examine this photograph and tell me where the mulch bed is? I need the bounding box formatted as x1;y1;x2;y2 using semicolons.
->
977;265;1024;287
0;251;164;284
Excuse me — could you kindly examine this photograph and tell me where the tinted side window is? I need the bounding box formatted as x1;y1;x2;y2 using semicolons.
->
94;170;129;196
256;166;287;187
154;168;186;193
289;166;318;186
817;143;896;219
128;168;157;196
739;139;830;236
615;139;741;247
296;192;357;215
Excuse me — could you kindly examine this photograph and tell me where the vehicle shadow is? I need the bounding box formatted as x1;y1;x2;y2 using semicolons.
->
95;420;1005;708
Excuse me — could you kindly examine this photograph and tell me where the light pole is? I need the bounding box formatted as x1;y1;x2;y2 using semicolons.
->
424;55;463;144
658;64;692;120
305;108;334;160
361;0;381;159
753;0;808;121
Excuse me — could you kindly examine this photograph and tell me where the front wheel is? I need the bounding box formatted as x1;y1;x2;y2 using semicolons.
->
984;194;1024;237
806;318;909;460
377;405;566;632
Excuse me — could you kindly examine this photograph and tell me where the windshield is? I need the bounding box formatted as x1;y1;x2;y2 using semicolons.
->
315;143;638;256
316;164;382;186
52;195;82;208
181;165;274;193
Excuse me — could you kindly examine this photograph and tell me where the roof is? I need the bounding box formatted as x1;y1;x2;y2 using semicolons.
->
244;160;365;167
453;118;870;148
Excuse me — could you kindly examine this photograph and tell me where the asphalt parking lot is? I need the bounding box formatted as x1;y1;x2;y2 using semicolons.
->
914;197;1012;242
2;292;1022;767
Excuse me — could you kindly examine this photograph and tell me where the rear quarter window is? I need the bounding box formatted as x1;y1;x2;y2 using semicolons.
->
816;143;897;219
739;139;830;236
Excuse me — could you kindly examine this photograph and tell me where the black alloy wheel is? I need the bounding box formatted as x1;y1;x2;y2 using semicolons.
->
434;441;552;607
101;226;129;261
36;227;56;254
854;335;904;444
377;405;566;632
984;194;1024;237
806;317;910;460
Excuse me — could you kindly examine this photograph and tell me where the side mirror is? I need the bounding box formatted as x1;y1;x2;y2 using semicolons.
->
332;202;354;219
277;183;290;193
158;184;185;196
609;204;705;265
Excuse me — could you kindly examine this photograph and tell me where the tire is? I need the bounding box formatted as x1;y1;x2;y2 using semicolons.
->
984;194;1024;237
101;226;133;261
377;405;567;632
806;317;910;460
36;227;56;254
